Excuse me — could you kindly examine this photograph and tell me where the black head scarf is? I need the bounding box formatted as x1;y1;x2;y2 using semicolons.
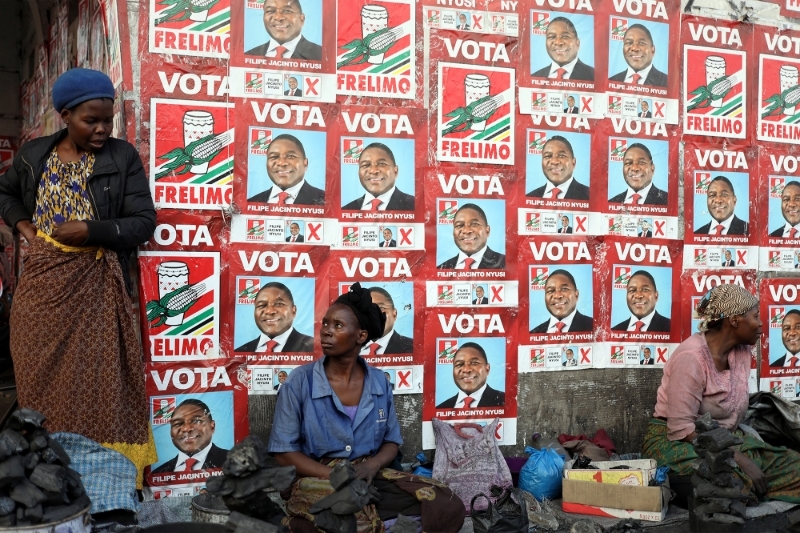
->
334;282;386;342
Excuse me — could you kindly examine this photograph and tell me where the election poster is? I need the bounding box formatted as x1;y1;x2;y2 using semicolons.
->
680;269;757;338
758;145;800;270
149;98;234;210
229;0;337;100
518;0;604;119
756;26;800;144
600;237;682;367
682;15;752;139
329;250;425;395
422;3;519;39
143;360;248;499
594;119;679;238
335;0;417;99
421;308;518;449
518;236;601;373
517;116;596;237
0;136;16;175
600;0;679;123
782;0;800;20
147;0;229;58
760;279;800;397
683;142;759;269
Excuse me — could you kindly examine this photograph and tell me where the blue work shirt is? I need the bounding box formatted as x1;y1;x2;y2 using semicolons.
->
268;356;403;460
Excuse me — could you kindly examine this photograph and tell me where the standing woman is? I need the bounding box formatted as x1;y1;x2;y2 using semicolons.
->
0;68;157;485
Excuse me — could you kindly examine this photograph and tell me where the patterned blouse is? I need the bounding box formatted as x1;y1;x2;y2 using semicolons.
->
32;149;96;235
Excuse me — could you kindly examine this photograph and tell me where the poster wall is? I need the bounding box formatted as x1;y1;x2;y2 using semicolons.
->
760;279;800;398
758;145;800;270
755;25;800;144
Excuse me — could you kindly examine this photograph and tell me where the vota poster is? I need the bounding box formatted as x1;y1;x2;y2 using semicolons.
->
601;237;682;368
756;26;800;144
518;0;604;119
421;3;519;39
228;0;336;100
680;269;757;338
760;279;800;398
682;16;752;139
516;116;597;238
335;0;416;99
143;360;248;499
518;236;601;374
759;146;800;270
683;142;759;269
600;0;679;123
149;98;233;210
595;119;679;239
329;250;425;395
147;0;230;58
421;308;518;449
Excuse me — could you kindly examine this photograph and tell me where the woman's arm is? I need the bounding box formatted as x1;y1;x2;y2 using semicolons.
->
274;451;334;479
664;350;706;441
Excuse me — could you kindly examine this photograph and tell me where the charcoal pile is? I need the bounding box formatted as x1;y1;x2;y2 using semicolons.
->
690;413;749;531
206;436;294;533
307;461;374;533
0;408;89;527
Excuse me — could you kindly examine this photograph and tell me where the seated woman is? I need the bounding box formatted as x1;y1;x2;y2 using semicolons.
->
269;283;465;533
643;284;800;503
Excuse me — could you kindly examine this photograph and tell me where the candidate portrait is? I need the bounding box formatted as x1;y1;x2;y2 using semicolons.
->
563;348;578;367
235;281;314;352
456;12;470;30
360;286;413;355
342;142;415;211
437;203;506;270
563;96;579;114
608;143;668;206
609;23;667;88
640;347;654;365
695;175;749;236
247;133;325;206
527;135;590;200
557;215;572;234
772;310;800;367
530;268;594;334
721;249;735;267
638;219;653;238
612;270;671;332
151;399;229;474
770;181;800;238
435;342;505;409
473;285;488;305
379;227;396;248
638;100;652;118
532;15;595;81
285;221;304;242
245;0;322;60
284;76;301;96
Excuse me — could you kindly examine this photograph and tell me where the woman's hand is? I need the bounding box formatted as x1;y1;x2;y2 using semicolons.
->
15;220;37;242
51;221;89;246
354;458;382;485
734;451;767;496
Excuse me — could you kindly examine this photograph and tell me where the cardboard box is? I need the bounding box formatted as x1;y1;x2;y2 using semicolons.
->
561;479;670;522
563;458;658;487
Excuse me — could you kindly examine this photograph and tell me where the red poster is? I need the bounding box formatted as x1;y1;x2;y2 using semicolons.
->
516;115;597;237
329;250;425;394
683;141;758;269
594;119;679;238
0;136;17;174
759;279;800;397
602;237;682;367
682;16;752;139
781;0;800;22
143;360;248;499
518;236;601;373
600;0;679;123
758;146;800;270
756;26;800;144
422;2;519;40
518;0;603;118
147;0;230;58
680;269;757;339
229;0;337;100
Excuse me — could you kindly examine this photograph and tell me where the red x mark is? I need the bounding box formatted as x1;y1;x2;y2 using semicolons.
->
400;228;412;245
657;348;668;363
581;96;592;113
580;348;591;363
306;223;321;241
495;422;503;440
397;370;411;388
575;216;587;232
472;15;483;29
654;220;665;236
305;77;320;96
654;102;665;118
737;250;747;264
490;285;503;302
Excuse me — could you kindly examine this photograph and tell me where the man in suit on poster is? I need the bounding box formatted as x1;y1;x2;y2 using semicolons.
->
608;143;668;206
437;203;506;269
472;285;488;305
530;269;594;333
612;270;671;332
151;399;229;473
380;228;396;248
247;134;325;205
532;16;595;81
771;310;800;367
235;282;314;352
245;0;322;60
563;348;578;367
284;76;301;96
640;347;655;365
436;342;505;409
770;181;800;238
456;13;470;30
638;100;652;118
361;287;413;355
285;222;304;242
638;219;653;238
343;143;415;211
695;176;748;235
527;136;590;200
721;250;736;267
558;215;573;234
563;96;579;114
609;24;668;88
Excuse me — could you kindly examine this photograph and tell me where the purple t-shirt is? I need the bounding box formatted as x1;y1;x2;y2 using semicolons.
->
343;405;358;422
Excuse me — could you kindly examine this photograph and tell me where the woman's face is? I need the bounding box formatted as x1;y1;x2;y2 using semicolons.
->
734;306;762;345
62;99;114;152
320;304;367;357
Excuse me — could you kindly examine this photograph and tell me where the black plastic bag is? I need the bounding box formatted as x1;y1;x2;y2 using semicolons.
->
470;486;529;533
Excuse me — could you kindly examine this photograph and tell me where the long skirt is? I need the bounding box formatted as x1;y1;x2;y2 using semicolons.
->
283;457;466;533
10;235;156;487
641;418;800;502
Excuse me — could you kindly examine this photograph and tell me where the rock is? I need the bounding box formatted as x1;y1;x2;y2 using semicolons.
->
695;413;720;433
0;496;14;516
312;509;357;533
22;453;39;471
0;455;25;487
7;409;46;431
707;513;745;525
23;503;42;522
704;450;736;473
226;510;282;532
730;499;747;518
0;430;28;455
226;467;296;499
10;478;47;508
389;514;418;533
694;428;743;452
222;436;270;477
329;462;356;491
570;519;603;533
310;480;371;515
693;480;746;500
28;436;48;453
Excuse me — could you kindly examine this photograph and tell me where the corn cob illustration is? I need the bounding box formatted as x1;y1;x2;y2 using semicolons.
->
608;219;622;233
238;283;260;300
769;254;781;267
250;137;269;151
610;143;627;159
155;0;219;25
611;348;624;361
443;94;506;135
530;271;548;288
438;345;456;361
531;352;544;364
695;252;707;263
153;403;175;420
427;12;440;24
531;18;549;33
611;24;627;39
614;271;630;285
343;229;359;243
529;136;546;152
147;282;207;327
155;131;232;180
770;180;785;196
343;144;363;159
608;99;622;112
771;311;785;326
338;26;403;69
687;74;736;112
438;287;453;300
761;84;800;118
531;95;547;108
439;205;457;220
